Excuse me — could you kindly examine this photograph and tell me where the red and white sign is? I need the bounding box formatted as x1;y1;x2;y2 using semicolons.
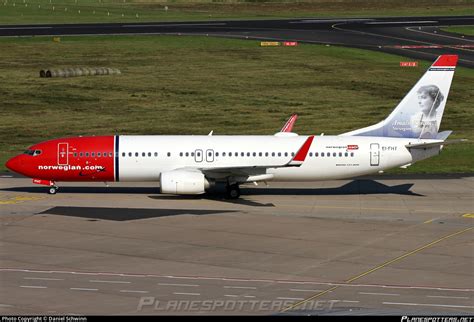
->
400;61;418;67
347;145;359;150
283;41;298;47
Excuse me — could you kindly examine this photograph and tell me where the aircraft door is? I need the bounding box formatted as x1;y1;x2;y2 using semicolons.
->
58;143;69;165
370;143;380;166
195;149;203;163
206;149;214;162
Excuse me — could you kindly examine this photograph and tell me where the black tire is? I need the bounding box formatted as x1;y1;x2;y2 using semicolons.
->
48;187;57;195
226;184;240;199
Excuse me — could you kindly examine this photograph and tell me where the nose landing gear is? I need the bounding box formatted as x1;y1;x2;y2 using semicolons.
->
48;185;59;195
32;179;58;195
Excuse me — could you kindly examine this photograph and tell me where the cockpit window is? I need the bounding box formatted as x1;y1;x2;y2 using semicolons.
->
23;149;41;156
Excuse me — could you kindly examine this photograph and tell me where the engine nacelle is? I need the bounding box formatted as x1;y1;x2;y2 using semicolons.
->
160;170;208;195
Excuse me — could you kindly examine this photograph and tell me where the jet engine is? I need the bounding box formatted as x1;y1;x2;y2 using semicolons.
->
160;170;209;195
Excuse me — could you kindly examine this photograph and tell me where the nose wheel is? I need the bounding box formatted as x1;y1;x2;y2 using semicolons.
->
48;186;58;195
226;184;240;199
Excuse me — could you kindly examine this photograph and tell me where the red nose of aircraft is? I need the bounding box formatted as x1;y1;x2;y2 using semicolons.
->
5;155;22;174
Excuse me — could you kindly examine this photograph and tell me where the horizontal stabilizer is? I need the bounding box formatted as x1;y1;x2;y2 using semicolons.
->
406;139;467;149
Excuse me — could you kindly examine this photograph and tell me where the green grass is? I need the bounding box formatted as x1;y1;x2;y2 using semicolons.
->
0;35;473;173
442;26;474;36
0;0;473;24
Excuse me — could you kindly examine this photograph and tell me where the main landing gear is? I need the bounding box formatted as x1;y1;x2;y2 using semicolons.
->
226;183;240;199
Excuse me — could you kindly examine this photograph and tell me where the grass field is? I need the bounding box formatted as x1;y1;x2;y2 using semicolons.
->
442;26;474;36
0;35;473;174
0;0;473;24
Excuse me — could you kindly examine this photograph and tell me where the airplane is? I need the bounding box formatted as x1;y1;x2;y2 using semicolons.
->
5;55;463;199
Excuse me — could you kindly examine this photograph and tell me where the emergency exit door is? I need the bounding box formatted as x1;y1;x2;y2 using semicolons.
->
58;143;69;165
370;143;379;166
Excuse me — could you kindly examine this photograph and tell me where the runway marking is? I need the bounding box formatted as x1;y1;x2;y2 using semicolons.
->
3;268;474;292
462;214;474;219
359;292;400;296
224;295;239;298
24;277;64;281
0;304;13;307
281;226;474;313
0;27;52;30
224;286;257;290
365;21;438;25
406;27;474;43
277;297;304;301
123;23;227;28
119;290;149;294
427;295;470;300
20;285;47;289
0;175;13;178
173;292;200;296
383;302;474;309
158;283;199;287
424;218;435;224
342;300;360;303
290;289;324;293
89;279;131;284
70;288;98;291
244;296;256;298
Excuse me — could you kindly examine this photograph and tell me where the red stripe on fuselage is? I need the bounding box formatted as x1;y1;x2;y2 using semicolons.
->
21;136;115;182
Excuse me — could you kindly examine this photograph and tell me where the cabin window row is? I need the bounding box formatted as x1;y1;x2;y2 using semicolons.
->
73;152;113;158
118;151;356;158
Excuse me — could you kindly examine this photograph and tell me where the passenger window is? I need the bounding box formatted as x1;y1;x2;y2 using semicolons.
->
247;152;250;157
191;152;194;157
155;152;158;157
185;152;189;157
241;152;244;157
345;152;348;157
272;152;275;157
278;152;281;157
321;152;324;157
128;152;132;157
85;152;89;157
315;152;319;157
339;152;342;157
291;152;295;157
122;152;125;157
79;152;83;157
309;152;313;157
142;152;145;157
223;152;226;157
179;152;183;157
135;152;139;157
333;152;336;157
74;152;77;157
284;152;288;157
148;152;151;157
259;152;262;157
98;152;101;157
91;152;95;157
168;152;172;157
351;152;354;157
265;152;269;157
215;152;219;157
253;152;256;157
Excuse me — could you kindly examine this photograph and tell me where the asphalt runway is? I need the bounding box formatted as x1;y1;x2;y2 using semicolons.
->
0;176;473;315
0;15;473;68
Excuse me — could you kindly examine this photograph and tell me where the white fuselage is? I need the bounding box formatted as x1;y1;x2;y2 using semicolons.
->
117;135;437;182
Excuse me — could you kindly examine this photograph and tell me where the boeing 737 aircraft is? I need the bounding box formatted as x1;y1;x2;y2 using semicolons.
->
5;55;462;198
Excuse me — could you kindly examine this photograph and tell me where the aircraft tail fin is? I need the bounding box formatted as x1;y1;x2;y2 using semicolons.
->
341;55;458;139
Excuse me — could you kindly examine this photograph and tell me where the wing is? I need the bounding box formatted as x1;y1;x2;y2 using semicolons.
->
179;135;314;182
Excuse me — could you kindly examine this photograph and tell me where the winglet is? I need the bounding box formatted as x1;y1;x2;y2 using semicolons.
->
288;136;314;166
280;114;298;132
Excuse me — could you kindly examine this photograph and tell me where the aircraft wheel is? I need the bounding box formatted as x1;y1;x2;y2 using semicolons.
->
226;184;240;199
48;186;58;195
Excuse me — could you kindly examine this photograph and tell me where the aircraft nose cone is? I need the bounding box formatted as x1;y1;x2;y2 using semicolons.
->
5;155;22;174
